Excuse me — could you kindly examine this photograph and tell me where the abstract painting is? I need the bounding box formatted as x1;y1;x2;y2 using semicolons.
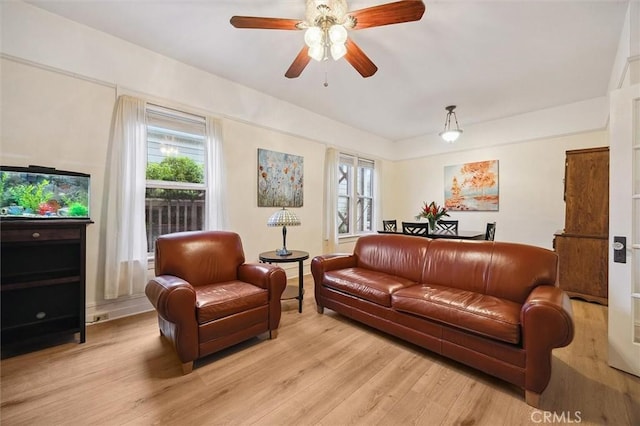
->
444;160;499;211
258;148;303;207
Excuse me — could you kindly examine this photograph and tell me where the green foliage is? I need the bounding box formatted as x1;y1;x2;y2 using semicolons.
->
146;156;204;200
146;156;203;183
0;172;8;206
9;179;54;212
68;202;89;217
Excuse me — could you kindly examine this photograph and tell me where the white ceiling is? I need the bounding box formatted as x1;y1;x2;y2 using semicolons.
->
25;0;629;142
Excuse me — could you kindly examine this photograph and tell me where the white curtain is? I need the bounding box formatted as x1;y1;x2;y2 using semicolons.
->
323;147;339;252
204;117;228;230
373;159;382;233
104;95;148;299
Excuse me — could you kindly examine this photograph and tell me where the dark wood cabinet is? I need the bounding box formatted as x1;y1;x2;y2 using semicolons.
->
554;147;609;305
1;219;92;356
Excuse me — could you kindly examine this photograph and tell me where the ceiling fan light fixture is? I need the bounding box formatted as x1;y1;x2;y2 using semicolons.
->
308;44;325;61
330;42;347;60
304;26;323;47
438;105;463;143
230;0;426;79
328;24;347;44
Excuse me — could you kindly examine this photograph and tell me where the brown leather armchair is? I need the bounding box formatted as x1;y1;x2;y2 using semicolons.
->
145;230;287;374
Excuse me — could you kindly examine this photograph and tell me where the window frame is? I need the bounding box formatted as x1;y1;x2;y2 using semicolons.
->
144;104;210;256
337;153;376;238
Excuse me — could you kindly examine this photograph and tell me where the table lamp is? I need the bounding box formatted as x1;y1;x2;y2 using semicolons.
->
267;207;301;256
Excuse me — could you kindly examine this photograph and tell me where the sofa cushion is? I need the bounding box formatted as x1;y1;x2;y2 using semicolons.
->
423;239;558;304
392;283;522;344
323;267;418;307
354;234;430;283
195;281;268;324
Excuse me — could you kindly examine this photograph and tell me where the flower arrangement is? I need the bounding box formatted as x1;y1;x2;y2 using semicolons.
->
415;201;449;231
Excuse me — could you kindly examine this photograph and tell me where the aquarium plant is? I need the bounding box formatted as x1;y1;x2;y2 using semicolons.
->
8;179;54;213
68;202;89;217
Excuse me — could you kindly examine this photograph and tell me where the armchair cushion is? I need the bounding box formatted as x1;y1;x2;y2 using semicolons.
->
195;281;268;324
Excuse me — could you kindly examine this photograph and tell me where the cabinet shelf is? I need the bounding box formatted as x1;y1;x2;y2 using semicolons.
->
1;275;81;291
0;219;91;357
1;313;78;332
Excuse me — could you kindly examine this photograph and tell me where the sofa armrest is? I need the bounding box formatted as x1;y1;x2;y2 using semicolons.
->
311;254;356;312
311;254;356;276
145;275;199;363
238;263;287;330
521;285;575;393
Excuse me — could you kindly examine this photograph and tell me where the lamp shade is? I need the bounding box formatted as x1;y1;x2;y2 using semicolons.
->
439;129;463;143
268;208;301;256
267;208;301;227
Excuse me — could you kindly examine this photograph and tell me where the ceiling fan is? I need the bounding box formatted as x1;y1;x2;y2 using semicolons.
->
230;0;426;79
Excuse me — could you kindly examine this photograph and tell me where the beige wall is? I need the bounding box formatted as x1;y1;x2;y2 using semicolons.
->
0;1;617;321
222;119;326;272
0;57;359;317
389;131;609;249
1;58;114;307
0;56;611;321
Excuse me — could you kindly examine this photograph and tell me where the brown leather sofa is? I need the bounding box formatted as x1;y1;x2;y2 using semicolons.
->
311;234;574;406
145;231;287;374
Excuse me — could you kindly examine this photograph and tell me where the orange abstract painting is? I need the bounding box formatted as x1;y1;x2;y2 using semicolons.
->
444;160;498;211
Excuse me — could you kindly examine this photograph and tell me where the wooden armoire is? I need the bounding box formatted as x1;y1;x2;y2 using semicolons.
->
554;147;609;305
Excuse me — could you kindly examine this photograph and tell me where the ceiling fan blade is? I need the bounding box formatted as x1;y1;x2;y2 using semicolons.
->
285;46;312;78
349;0;426;30
230;16;302;30
344;39;378;78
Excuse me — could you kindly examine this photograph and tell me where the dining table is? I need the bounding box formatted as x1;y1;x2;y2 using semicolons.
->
377;230;486;240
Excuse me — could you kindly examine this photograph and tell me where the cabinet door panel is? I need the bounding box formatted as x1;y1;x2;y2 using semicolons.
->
555;235;608;303
1;282;80;329
564;148;609;235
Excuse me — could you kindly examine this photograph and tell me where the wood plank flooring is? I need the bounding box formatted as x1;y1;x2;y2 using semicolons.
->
1;278;639;425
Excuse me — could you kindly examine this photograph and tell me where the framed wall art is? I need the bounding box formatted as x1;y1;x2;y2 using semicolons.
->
257;148;304;207
444;160;499;211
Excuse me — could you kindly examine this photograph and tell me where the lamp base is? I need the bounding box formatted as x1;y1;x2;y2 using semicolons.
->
275;248;292;256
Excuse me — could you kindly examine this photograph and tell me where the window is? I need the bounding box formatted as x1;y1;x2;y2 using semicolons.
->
337;153;375;236
145;105;208;254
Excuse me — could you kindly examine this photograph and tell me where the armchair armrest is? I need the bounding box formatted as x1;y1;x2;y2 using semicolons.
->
145;275;198;363
521;285;575;394
238;263;286;292
238;263;287;330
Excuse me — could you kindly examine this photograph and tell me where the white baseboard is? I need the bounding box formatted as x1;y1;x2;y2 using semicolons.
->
86;294;154;325
85;273;312;325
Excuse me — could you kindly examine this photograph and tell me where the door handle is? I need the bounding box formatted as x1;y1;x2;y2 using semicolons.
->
613;236;626;263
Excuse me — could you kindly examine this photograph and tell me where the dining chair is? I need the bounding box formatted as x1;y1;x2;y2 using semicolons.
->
436;220;459;233
402;221;429;236
383;220;397;232
485;222;497;241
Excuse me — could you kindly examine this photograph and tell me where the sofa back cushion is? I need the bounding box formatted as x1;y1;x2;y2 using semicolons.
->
354;234;430;283
423;240;558;304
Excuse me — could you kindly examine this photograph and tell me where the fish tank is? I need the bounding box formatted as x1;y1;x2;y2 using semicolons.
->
0;165;90;219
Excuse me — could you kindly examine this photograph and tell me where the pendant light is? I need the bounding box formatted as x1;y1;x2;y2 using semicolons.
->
439;105;463;143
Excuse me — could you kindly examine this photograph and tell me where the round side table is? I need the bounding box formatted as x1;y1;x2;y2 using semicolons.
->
259;250;309;313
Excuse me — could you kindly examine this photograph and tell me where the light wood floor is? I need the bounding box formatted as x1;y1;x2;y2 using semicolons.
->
1;278;639;425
